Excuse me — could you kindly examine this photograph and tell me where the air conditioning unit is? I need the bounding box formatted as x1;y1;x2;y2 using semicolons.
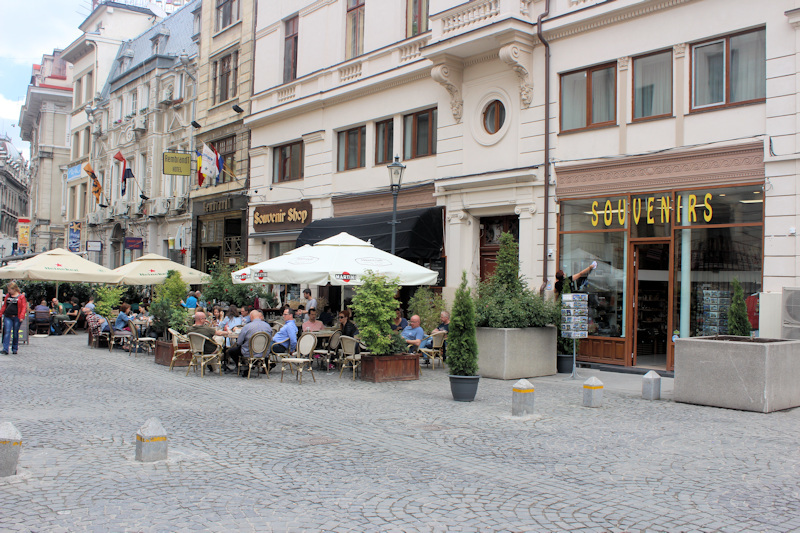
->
170;196;187;213
112;201;129;216
151;197;170;216
781;288;800;340
101;207;113;221
133;115;147;132
87;212;100;225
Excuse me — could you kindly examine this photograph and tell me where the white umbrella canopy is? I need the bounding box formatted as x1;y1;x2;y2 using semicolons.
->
111;253;211;285
231;245;311;285
235;233;438;286
0;248;121;283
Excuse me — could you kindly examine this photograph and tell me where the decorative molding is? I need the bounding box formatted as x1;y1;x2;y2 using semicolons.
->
332;184;435;217
399;41;424;63
431;62;464;123
555;142;765;198
440;0;501;35
277;86;296;103
301;0;338;17
339;62;362;83
673;43;688;59
464;51;500;67
302;130;325;144
514;203;537;216
617;56;630;71
520;0;534;17
499;44;533;108
447;210;471;224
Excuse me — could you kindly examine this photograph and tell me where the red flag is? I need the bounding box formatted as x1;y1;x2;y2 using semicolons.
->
113;151;127;196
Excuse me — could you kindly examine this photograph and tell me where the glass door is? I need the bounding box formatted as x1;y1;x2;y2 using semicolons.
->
633;242;670;369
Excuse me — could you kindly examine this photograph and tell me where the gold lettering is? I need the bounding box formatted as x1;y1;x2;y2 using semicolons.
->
617;199;626;226
688;194;697;222
300;210;308;223
604;200;613;227
633;198;642;225
646;197;655;224
659;196;670;223
676;195;682;224
591;201;599;227
703;193;713;222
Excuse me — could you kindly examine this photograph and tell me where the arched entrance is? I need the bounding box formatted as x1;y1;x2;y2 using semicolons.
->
111;223;125;269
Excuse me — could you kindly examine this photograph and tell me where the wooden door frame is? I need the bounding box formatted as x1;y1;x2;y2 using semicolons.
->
628;239;672;368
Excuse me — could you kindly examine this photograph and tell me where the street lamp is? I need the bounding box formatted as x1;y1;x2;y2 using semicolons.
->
387;155;406;255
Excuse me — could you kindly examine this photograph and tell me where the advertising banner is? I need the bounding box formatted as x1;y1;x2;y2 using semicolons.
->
68;222;82;252
124;237;144;250
17;224;30;248
163;152;192;176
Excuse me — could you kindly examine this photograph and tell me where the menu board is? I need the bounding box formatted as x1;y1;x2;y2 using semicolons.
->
561;293;588;339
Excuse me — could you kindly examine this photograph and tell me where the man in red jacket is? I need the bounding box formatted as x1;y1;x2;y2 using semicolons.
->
0;282;27;355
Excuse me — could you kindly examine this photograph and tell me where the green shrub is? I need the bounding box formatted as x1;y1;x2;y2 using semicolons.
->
350;271;400;355
94;285;126;319
203;259;277;308
150;270;189;337
407;286;446;333
728;278;751;336
448;271;478;376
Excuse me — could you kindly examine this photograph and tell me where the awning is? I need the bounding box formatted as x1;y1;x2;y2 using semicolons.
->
296;206;443;260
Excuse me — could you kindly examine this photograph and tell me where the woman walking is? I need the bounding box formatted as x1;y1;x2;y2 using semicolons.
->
1;282;27;355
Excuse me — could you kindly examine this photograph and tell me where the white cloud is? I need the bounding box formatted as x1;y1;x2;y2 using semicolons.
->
0;93;28;157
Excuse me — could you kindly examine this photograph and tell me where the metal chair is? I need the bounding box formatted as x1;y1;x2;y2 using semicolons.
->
128;323;157;357
168;328;191;371
278;332;316;384
314;330;341;370
239;331;271;379
185;332;223;377
419;331;447;369
338;335;363;380
108;325;132;352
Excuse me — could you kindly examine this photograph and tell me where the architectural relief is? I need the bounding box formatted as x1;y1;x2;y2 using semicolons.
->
431;63;464;123
499;44;533;108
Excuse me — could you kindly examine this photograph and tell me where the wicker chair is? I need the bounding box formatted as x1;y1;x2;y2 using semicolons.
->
168;328;191;371
418;331;447;369
314;330;341;370
239;331;271;379
185;332;223;377
278;333;316;384
338;335;363;380
128;324;157;357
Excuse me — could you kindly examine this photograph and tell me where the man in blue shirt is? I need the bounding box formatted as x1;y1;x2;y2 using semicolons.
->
225;310;272;374
401;314;425;353
271;308;298;354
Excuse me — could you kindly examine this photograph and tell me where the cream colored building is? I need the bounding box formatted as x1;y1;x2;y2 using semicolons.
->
18;50;73;252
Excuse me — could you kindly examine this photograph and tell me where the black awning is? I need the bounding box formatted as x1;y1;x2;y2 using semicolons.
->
296;206;443;260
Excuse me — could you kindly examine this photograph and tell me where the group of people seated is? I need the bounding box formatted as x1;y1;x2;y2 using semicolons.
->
31;296;98;335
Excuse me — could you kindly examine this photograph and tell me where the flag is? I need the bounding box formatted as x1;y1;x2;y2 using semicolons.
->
212;144;223;185
113;151;127;196
195;150;204;187
84;162;102;203
201;143;219;183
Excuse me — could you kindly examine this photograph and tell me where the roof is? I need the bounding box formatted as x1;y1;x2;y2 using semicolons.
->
80;1;156;32
101;0;199;99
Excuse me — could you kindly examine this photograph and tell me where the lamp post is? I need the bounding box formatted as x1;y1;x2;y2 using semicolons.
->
387;155;406;255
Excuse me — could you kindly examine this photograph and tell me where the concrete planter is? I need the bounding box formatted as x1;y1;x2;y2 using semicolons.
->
476;326;557;380
674;336;800;413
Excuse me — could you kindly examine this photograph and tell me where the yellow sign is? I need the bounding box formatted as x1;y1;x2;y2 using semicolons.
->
590;194;713;228
17;224;30;247
162;152;192;176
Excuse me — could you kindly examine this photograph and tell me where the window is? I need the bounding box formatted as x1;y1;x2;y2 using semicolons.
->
273;141;304;182
270;241;294;259
633;51;672;120
74;77;83;107
692;28;765;109
483;100;506;134
215;0;239;32
212;51;238;104
212;135;236;183
72;131;80;159
85;71;93;103
375;119;393;165
83;126;90;155
346;0;365;59
130;90;137;116
284;16;299;83
115;97;123;121
193;10;201;38
337;126;366;171
406;0;429;37
403;108;437;159
560;63;616;131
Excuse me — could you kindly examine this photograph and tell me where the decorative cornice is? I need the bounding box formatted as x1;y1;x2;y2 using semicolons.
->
431;62;463;123
498;43;533;108
302;130;325;144
617;56;630;71
673;43;687;59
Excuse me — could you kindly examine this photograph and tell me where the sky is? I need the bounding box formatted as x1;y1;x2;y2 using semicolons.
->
0;1;88;158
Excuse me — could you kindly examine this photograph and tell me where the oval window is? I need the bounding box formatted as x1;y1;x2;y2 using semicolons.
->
483;100;506;134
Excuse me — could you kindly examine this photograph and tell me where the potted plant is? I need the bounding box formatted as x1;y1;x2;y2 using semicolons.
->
475;232;560;379
350;271;420;382
151;270;191;366
448;271;480;401
408;285;446;333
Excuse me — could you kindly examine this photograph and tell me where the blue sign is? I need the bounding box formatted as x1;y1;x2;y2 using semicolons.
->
68;222;81;252
67;164;82;182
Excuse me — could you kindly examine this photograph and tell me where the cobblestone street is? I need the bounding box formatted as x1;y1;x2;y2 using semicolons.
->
1;334;799;532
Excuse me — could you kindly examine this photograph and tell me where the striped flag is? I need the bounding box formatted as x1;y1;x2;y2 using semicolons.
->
84;162;103;202
113;151;127;196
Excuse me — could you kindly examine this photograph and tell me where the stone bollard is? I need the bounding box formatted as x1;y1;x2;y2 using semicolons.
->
0;421;22;477
583;377;603;408
135;418;168;463
642;370;662;401
511;379;535;416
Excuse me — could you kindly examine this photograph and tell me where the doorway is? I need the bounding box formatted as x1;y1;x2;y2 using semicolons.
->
633;242;670;369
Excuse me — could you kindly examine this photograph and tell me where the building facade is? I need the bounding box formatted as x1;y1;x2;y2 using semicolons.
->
18;50;73;253
0;136;30;254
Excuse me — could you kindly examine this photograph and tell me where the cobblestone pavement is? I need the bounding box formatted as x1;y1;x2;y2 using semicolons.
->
1;334;799;532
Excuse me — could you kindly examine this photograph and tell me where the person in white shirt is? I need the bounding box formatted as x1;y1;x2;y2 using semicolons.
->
300;289;316;322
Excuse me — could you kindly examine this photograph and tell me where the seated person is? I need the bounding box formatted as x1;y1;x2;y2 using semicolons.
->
401;314;426;355
50;298;68;335
226;310;273;373
271;308;298;354
302;308;325;332
114;303;132;332
391;308;408;332
187;311;220;372
85;307;110;337
422;311;450;350
33;299;52;333
319;306;336;327
66;297;80;321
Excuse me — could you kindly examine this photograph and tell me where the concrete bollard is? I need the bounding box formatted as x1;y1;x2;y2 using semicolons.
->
512;379;535;416
583;377;603;408
642;370;662;401
135;418;168;463
0;421;22;477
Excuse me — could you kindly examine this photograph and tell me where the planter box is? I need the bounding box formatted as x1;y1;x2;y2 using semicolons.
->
476;326;557;380
674;336;800;413
154;340;191;367
361;354;420;382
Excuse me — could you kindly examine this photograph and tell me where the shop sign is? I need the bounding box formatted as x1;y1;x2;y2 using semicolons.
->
589;193;714;228
124;237;144;250
253;201;312;232
68;222;81;252
204;197;233;213
163;152;192;176
17;224;30;247
86;240;103;252
67;164;82;181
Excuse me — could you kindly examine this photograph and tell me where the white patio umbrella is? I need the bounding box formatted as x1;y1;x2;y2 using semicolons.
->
233;233;438;286
0;248;121;284
111;253;211;285
231;245;311;284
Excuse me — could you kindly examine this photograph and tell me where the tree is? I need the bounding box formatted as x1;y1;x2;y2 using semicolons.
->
94;285;126;319
408;286;446;333
350;271;400;355
728;278;751;336
203;259;277;308
447;271;478;376
150;270;189;337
